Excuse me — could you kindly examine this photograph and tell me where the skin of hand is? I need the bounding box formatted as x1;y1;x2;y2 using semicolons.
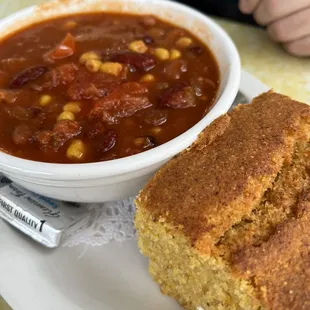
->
239;0;310;57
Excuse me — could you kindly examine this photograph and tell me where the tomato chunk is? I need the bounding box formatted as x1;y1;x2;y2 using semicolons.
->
9;65;49;89
44;33;76;62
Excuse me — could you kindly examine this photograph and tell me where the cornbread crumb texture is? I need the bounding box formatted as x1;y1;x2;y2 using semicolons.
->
234;190;310;310
136;91;310;310
136;210;263;310
139;91;310;253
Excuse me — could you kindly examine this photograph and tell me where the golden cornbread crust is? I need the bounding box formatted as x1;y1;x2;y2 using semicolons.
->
135;91;310;310
138;91;310;253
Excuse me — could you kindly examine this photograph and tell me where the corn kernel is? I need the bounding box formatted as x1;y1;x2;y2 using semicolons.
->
154;48;170;61
129;40;148;53
140;74;155;83
57;111;75;121
85;59;102;73
151;126;162;135
134;136;155;148
176;37;193;47
134;137;145;147
66;140;86;160
170;49;182;60
100;62;123;76
63;20;77;30
39;95;52;106
63;102;81;113
79;51;100;64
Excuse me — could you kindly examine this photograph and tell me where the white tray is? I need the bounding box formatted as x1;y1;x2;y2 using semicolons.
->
0;71;269;310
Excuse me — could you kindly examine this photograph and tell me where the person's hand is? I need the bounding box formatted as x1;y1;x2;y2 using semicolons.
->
239;0;310;56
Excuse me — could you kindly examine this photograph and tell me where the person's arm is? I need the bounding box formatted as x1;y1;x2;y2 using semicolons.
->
239;0;310;56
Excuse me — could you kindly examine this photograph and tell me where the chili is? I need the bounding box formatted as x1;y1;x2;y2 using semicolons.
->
0;13;219;163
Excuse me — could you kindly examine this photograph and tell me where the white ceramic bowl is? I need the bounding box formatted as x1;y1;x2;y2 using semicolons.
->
0;0;240;202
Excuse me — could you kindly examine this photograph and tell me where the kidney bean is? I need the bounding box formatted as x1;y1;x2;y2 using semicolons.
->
142;35;154;45
9;65;49;89
29;106;46;124
29;106;43;117
97;129;117;153
85;121;105;139
111;51;156;72
12;124;34;145
188;46;204;55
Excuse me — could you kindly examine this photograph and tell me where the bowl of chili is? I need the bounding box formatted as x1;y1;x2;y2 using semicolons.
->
0;0;240;202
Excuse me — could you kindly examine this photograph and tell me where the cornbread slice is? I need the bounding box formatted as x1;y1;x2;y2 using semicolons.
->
135;91;310;310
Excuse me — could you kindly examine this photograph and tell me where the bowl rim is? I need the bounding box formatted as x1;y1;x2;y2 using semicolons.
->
0;0;241;180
